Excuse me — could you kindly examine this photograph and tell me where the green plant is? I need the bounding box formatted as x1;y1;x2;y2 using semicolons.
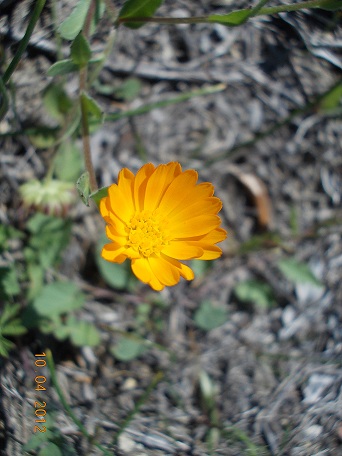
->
0;304;27;357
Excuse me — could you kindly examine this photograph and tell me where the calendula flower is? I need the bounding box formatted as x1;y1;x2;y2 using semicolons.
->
100;162;227;291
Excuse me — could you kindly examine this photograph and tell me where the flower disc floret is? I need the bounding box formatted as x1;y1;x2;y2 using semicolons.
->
127;210;169;257
100;162;227;291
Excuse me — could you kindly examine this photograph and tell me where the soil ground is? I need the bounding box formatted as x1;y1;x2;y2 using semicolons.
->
0;1;342;455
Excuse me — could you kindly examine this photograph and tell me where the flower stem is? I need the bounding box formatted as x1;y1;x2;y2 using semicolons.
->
80;75;98;192
79;0;98;192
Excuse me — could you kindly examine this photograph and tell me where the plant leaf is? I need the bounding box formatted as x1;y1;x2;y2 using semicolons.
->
58;0;92;40
111;336;147;361
76;172;91;206
47;59;79;77
319;0;342;10
208;10;251;26
71;33;92;66
43;84;73;121
1;320;27;336
194;300;228;331
119;0;163;28
278;258;323;287
234;279;275;309
90;186;108;208
54;142;83;182
81;92;102;119
0;335;14;357
32;281;85;318
68;319;100;347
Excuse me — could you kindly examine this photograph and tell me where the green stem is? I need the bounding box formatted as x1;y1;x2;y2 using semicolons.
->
79;0;98;193
258;0;336;15
80;84;98;192
46;350;113;456
3;0;47;84
0;77;9;121
118;0;332;26
104;83;226;122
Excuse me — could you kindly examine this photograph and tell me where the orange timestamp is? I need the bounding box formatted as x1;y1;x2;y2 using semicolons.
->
33;352;47;433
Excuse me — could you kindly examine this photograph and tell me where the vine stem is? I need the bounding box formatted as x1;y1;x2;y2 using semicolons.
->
118;0;333;25
3;0;47;83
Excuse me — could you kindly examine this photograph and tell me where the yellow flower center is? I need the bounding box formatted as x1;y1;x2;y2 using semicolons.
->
127;210;169;257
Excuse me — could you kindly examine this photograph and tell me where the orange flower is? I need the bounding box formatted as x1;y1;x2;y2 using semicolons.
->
100;162;227;291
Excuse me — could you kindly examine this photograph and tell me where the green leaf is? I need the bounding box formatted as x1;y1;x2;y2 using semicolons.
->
318;0;342;10
0;266;20;298
76;172;91;206
90;186;108;208
119;0;163;28
43;84;73;121
111;336;147;361
1;320;27;336
95;234;130;290
47;59;79;77
67;318;100;346
58;0;92;40
194;300;228;331
0;303;21;324
26;214;72;269
71;33;91;66
277;258;323;287
32;281;85;318
81;92;102;119
319;82;342;111
53;323;71;341
208;10;251;26
114;78;142;101
54;142;83;182
23;429;54;451
26;262;44;300
0;335;14;357
234;279;275;309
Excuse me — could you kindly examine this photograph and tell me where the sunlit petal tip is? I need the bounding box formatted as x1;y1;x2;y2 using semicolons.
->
100;162;227;290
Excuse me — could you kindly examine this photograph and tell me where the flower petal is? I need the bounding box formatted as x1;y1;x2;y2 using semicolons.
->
161;254;195;281
100;198;127;236
117;168;135;211
144;162;181;211
195;244;223;260
158;169;198;215
168;197;222;224
161;241;203;260
101;243;127;263
148;255;180;286
134;163;155;212
106;224;126;242
131;258;164;291
131;257;151;283
186;227;227;243
108;183;134;224
168;215;221;238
